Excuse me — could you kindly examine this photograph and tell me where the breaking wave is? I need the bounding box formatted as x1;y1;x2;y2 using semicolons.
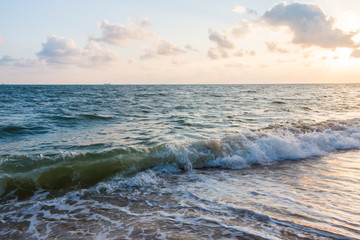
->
1;118;359;201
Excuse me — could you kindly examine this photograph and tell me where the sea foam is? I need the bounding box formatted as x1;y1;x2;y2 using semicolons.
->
171;119;360;169
1;119;359;200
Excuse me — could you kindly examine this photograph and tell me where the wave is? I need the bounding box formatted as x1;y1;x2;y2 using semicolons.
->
0;125;49;138
1;118;360;201
49;114;114;121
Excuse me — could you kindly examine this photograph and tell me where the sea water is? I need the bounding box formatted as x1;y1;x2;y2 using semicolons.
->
0;84;359;239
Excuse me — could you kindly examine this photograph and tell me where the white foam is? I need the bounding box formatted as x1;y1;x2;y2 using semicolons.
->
94;170;164;194
170;119;360;170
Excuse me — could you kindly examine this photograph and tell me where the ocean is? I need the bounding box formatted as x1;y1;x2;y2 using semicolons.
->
0;84;359;239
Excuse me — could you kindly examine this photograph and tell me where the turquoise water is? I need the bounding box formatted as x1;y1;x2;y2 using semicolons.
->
0;84;359;239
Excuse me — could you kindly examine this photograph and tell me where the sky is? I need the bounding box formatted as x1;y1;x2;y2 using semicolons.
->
1;0;360;84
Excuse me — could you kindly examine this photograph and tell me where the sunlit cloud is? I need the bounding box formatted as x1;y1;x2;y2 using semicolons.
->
37;35;117;67
91;18;154;46
233;5;246;14
262;2;356;49
350;49;360;58
232;5;258;15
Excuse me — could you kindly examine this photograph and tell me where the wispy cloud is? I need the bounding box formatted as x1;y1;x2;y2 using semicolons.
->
207;47;229;60
140;39;186;60
232;5;258;15
184;44;199;52
91;18;154;46
233;49;256;57
265;41;289;53
0;55;43;67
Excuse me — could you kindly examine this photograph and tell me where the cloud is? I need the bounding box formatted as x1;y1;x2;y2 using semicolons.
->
0;55;42;67
0;55;14;65
225;62;246;68
265;41;289;53
171;59;186;66
92;19;154;46
233;49;256;57
234;50;244;57
262;2;356;49
351;49;360;58
207;47;229;60
207;27;257;60
37;35;117;67
232;5;246;14
231;20;251;38
37;35;82;64
248;50;256;56
185;44;199;52
232;5;258;15
81;41;118;67
247;9;258;16
140;39;186;60
208;29;235;49
207;29;236;59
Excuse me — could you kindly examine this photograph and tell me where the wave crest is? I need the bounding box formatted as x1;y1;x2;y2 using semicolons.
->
1;118;359;201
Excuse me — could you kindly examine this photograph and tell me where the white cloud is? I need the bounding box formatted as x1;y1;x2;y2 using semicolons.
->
185;44;199;52
234;50;244;57
231;20;251;38
37;35;82;64
207;47;229;60
37;35;117;67
208;29;235;49
233;49;256;57
265;41;289;53
232;5;246;14
207;27;257;60
171;59;186;66
140;39;186;60
81;41;118;67
248;50;256;56
0;55;42;67
0;55;14;65
232;5;258;15
351;49;360;58
207;29;235;60
262;2;356;49
92;18;154;46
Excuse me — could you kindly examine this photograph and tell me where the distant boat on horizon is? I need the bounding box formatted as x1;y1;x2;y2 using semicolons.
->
103;83;111;85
